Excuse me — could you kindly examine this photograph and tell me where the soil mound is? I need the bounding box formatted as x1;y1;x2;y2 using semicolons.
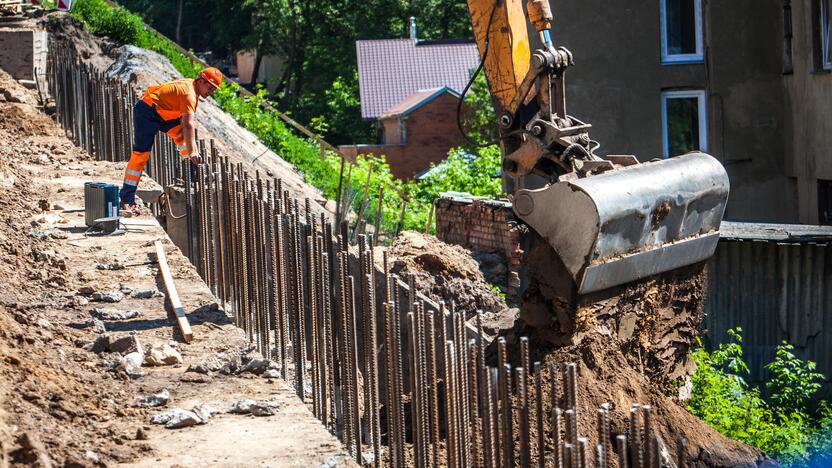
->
0;104;56;137
482;233;770;466
387;231;508;316
42;14;119;72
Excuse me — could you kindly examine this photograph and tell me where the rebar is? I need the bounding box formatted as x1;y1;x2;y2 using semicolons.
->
47;47;696;468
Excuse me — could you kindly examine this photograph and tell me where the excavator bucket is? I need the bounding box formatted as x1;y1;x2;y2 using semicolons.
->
511;152;729;294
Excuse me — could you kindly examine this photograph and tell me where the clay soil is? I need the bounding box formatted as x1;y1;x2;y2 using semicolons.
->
387;231;509;318
0;66;353;466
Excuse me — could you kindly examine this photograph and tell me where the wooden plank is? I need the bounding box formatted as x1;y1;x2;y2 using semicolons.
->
155;240;193;343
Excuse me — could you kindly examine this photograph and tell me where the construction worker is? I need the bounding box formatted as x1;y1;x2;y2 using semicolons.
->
119;67;223;212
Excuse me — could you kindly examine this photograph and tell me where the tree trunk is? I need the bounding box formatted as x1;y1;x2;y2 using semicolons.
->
175;0;184;44
251;43;264;87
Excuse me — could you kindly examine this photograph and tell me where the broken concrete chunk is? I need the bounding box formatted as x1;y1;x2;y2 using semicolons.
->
109;334;143;355
186;351;242;375
229;400;279;416
91;291;124;303
84;318;107;334
130;289;164;299
90;307;140;321
119;351;145;378
228;399;256;414
144;344;183;366
151;409;202;429
262;369;280;379
240;356;271;375
151;406;213;429
28;228;67;240
96;262;125;271
250;401;280;417
137;389;170;408
192;404;218;421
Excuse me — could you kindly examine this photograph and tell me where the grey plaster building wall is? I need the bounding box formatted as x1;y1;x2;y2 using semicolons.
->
549;0;813;223
784;0;832;224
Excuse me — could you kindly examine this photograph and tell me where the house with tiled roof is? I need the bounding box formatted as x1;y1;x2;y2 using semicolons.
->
339;22;480;180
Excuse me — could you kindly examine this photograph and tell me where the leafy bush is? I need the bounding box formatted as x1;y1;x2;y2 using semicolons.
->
766;342;824;415
688;328;832;467
72;0;145;45
413;145;502;202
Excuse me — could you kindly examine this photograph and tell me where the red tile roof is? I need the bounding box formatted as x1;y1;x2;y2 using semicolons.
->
356;39;480;119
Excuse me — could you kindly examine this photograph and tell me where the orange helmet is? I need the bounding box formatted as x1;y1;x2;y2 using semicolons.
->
199;67;222;89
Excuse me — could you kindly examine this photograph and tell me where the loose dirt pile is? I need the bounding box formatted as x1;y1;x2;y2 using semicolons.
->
387;229;765;466
387;231;508;317
520;235;706;390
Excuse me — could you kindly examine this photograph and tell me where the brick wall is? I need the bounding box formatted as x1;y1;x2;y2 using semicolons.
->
435;194;523;295
340;93;467;180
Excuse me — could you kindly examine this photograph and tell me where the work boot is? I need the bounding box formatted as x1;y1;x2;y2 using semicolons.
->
121;203;142;216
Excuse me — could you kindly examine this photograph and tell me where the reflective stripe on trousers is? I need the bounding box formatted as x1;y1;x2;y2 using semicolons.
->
119;150;150;204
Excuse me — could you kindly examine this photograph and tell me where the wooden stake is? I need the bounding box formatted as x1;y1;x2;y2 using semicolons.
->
155;240;194;343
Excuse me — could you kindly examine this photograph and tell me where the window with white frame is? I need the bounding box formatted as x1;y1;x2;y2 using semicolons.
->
662;91;707;158
822;0;831;70
660;0;704;63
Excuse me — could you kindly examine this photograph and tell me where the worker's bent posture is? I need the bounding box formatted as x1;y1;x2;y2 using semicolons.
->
119;67;222;210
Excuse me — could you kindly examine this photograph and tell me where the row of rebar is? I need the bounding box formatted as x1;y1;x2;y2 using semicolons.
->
47;43;691;468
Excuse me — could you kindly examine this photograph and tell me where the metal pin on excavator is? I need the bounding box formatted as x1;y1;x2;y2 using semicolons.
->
466;0;730;294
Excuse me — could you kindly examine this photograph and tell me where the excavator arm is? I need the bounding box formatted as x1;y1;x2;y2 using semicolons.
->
466;0;730;294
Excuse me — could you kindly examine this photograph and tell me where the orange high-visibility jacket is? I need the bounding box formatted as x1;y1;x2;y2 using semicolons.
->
141;79;198;121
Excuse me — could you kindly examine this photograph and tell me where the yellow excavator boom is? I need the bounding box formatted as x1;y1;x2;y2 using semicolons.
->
466;0;530;116
464;1;730;294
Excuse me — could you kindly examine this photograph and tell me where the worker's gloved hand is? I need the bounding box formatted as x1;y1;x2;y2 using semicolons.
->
188;152;202;165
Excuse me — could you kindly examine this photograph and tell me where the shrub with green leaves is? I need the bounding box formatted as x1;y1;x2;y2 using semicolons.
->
688;328;832;467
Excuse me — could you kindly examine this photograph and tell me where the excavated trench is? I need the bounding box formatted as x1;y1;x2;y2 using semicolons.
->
34;12;774;467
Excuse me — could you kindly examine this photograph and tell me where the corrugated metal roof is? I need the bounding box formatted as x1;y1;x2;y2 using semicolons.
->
356;39;480;119
720;221;832;242
379;87;460;119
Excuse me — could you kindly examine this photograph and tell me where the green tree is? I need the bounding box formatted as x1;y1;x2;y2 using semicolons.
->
312;71;374;145
460;70;497;147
